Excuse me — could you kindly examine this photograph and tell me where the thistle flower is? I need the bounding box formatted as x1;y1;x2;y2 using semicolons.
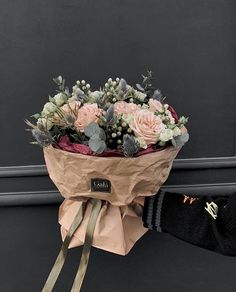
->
32;128;53;147
119;78;127;93
122;134;139;157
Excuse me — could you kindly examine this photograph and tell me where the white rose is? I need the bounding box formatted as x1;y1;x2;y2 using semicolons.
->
42;102;57;116
37;117;53;130
159;128;174;142
53;93;66;106
173;127;182;137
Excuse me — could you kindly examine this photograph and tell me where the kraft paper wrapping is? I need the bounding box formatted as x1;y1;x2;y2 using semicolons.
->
44;145;181;255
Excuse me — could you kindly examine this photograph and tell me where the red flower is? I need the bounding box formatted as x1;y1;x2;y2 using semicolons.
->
168;105;178;123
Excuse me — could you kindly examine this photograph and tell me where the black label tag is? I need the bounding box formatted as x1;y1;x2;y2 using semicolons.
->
91;178;111;193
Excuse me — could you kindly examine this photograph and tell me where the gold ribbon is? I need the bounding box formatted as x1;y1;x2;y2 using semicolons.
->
41;198;102;292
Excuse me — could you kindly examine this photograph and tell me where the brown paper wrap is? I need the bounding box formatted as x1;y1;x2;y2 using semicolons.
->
44;145;181;255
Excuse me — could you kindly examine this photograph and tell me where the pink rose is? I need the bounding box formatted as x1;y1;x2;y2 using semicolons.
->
148;99;163;112
75;103;102;131
114;101;139;115
129;110;165;144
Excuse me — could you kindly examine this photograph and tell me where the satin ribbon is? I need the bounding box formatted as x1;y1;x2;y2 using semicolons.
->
42;198;102;292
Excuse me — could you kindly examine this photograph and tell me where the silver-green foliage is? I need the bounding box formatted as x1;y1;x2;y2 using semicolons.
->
84;123;107;154
171;132;189;148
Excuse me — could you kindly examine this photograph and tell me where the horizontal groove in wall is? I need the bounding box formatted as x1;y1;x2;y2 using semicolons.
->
1;182;236;206
1;156;236;178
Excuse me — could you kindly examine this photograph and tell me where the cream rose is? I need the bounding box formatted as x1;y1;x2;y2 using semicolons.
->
42;102;57;116
75;103;102;131
53;93;66;106
37;117;53;130
114;101;139;115
159;128;174;142
129;110;165;144
148;99;163;112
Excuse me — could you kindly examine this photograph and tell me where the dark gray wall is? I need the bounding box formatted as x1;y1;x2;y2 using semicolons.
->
0;0;235;166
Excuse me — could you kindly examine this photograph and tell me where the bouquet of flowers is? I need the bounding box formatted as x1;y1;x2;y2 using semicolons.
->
26;71;189;291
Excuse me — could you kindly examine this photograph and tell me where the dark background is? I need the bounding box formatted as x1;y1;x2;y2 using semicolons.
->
0;0;236;291
0;0;235;166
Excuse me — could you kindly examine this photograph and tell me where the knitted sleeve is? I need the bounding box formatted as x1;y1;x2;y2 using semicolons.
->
143;191;236;256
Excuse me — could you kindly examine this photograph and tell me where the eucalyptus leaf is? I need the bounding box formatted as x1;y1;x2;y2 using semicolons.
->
136;83;144;92
152;89;163;100
31;113;41;119
84;123;100;138
171;132;189;148
89;136;106;154
98;128;106;141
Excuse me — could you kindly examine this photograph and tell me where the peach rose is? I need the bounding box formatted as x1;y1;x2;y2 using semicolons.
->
129;110;165;144
60;100;81;114
114;101;139;115
75;103;102;131
53;100;81;124
148;99;163;112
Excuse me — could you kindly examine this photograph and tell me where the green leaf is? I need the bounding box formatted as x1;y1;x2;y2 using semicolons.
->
31;113;41;119
84;123;106;141
84;123;100;138
171;133;189;147
89;136;106;154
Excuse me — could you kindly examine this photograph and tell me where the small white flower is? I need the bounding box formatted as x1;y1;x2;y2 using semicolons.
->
127;128;132;133
53;93;66;106
86;84;90;89
164;104;169;110
76;80;80;85
42;102;57;116
112;98;116;102
112;81;116;86
89;91;102;100
135;90;146;101
173;127;182;137
141;103;149;109
111;133;117;138
116;78;120;82
37;117;53;130
122;113;134;125
134;137;148;149
108;78;112;82
159;128;174;142
105;83;109;88
81;80;86;85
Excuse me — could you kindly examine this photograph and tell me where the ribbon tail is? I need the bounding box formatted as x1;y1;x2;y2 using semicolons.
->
71;198;102;292
42;201;87;292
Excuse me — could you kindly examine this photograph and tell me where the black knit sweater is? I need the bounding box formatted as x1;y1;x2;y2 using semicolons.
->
143;191;236;256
